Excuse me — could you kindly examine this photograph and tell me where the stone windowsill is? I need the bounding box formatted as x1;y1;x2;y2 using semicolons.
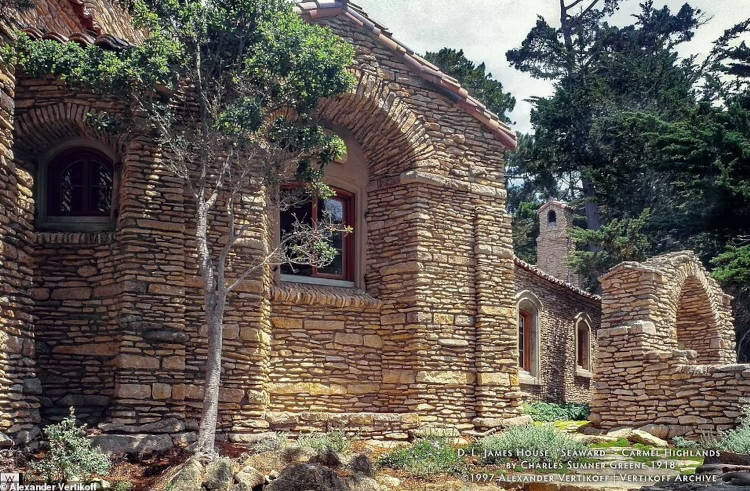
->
36;231;116;245
272;281;382;311
518;370;541;386
575;367;593;379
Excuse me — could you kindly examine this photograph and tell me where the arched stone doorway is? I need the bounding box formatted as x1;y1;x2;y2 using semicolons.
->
675;276;721;363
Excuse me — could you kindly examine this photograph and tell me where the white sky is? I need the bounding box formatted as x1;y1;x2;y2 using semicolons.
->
354;0;750;134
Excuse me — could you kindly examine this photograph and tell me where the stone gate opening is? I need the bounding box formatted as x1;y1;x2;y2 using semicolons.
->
675;275;720;364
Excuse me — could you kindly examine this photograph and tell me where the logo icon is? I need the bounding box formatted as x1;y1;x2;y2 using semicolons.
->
0;472;19;491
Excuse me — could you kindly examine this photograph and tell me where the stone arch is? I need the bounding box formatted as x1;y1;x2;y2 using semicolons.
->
600;251;735;364
655;255;733;364
13;101;127;163
315;69;436;178
515;290;542;378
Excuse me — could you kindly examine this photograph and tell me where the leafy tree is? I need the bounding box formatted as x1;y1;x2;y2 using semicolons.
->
424;47;515;122
711;241;750;362
507;1;704;230
567;209;652;291
4;0;354;457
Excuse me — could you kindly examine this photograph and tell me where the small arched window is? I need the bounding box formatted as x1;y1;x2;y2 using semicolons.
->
516;291;542;378
38;145;117;231
547;209;557;224
575;315;592;372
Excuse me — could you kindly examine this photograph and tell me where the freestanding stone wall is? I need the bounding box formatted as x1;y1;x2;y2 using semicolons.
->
590;251;748;438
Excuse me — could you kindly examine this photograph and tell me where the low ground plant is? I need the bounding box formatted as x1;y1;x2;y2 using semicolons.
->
522;402;591;422
717;406;750;454
478;424;587;465
30;408;111;483
252;432;288;453
296;429;351;454
377;437;465;477
672;436;700;449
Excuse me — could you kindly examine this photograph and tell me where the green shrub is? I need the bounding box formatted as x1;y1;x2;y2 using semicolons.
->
522;402;591;422
252;432;288;453
296;430;351;454
30;408;111;483
112;481;134;491
378;437;465;477
478;424;588;465
718;406;750;454
672;436;700;449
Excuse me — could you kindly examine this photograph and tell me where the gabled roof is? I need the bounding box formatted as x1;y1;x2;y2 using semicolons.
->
296;0;517;150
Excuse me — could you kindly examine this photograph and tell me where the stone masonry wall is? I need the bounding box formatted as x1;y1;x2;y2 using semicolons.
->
591;251;747;437
536;201;579;287
514;261;600;404
0;25;41;445
0;0;523;445
33;233;118;426
591;321;750;438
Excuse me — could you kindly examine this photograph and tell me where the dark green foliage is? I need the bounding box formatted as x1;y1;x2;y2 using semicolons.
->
507;3;750;360
377;437;465;477
522;402;591;422
424;48;515;123
711;243;750;292
568;210;653;291
30;408;111;483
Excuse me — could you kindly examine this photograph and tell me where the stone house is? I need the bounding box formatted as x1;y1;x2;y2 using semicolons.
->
0;0;741;451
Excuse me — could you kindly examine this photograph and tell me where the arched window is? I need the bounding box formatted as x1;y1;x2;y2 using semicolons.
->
575;314;592;372
38;145;117;231
516;291;541;379
547;209;557;224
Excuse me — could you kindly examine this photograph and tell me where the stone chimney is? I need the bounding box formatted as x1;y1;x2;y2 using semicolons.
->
536;201;580;286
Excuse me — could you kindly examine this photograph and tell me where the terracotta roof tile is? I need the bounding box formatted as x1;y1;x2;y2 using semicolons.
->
514;256;601;302
296;0;518;150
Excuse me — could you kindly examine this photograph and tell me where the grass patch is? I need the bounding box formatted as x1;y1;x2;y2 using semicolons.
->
377;437;466;477
522;402;591;422
477;424;588;465
296;430;351;454
591;437;630;448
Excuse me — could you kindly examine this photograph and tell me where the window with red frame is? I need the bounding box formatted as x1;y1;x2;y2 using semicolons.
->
577;322;590;370
518;310;532;371
280;187;355;281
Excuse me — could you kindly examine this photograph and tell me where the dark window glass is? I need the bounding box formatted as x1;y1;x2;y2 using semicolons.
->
548;210;557;224
48;148;113;217
518;310;532;371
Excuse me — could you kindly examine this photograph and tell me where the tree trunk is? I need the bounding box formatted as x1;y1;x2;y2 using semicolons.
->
581;178;601;230
195;292;226;457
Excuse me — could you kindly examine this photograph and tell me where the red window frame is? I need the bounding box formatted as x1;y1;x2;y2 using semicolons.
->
577;324;590;370
519;310;532;372
280;184;355;282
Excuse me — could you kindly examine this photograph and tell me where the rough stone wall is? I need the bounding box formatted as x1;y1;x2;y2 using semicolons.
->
33;233;118;426
514;261;600;404
269;285;385;413
591;251;747;437
10;75;190;439
0;25;41;445
0;1;522;445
